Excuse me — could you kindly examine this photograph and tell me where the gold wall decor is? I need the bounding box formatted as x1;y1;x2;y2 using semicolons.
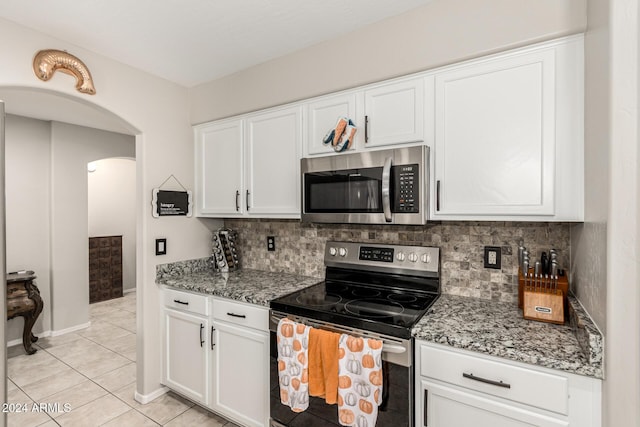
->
33;49;96;95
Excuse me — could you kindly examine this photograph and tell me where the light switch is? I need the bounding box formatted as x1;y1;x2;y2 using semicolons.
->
156;238;167;256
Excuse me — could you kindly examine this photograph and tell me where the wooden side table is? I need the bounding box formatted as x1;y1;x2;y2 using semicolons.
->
7;271;44;355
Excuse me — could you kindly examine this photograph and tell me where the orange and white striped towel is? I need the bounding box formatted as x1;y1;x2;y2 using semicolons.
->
337;335;384;427
277;318;311;412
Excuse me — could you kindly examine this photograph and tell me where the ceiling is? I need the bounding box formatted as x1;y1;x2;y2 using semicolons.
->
0;0;433;88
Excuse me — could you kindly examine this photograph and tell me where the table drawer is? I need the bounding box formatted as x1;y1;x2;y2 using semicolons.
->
212;298;268;331
419;343;569;415
163;288;210;316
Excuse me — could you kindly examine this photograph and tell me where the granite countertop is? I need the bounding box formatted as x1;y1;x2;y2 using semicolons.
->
158;258;603;379
156;259;319;307
412;294;604;379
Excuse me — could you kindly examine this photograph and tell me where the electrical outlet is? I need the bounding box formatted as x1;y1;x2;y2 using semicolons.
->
484;246;501;269
267;236;275;252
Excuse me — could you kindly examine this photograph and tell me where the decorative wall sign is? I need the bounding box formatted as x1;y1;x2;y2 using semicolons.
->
152;189;192;217
152;174;192;218
33;49;96;95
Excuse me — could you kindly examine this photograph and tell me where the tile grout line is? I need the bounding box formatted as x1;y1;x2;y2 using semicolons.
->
13;302;136;421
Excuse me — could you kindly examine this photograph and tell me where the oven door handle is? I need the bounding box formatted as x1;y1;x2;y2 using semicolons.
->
382;343;406;354
381;156;393;222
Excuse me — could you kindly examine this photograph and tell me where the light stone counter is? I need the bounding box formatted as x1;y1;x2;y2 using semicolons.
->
412;294;603;379
156;257;319;307
157;258;603;379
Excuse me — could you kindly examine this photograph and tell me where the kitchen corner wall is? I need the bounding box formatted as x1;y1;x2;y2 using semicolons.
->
224;219;570;303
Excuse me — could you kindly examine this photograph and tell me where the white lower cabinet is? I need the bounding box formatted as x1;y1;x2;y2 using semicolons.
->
162;292;211;406
211;320;270;427
162;288;270;426
415;341;601;427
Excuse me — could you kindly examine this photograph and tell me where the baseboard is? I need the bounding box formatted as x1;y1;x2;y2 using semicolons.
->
135;386;168;404
7;330;51;347
50;321;91;337
123;288;136;294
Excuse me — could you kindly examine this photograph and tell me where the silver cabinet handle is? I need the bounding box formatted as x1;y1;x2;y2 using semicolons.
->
227;312;246;319
365;115;369;143
463;372;511;389
235;190;240;212
246;190;250;211
381;156;392;222
424;389;429;426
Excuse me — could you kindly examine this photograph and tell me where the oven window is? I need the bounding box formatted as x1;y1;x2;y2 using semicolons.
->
304;168;383;213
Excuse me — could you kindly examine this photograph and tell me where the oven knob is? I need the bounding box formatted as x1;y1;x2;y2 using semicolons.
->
329;247;337;256
396;252;406;262
408;253;418;263
421;253;431;263
338;247;348;257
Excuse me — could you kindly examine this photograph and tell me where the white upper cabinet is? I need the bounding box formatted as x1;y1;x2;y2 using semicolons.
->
305;92;360;156
304;77;431;156
245;106;302;216
194;119;244;216
431;37;584;221
194;36;583;221
363;78;426;148
194;106;302;218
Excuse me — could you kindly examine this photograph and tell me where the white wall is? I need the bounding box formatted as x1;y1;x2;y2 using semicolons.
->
571;0;609;333
0;17;216;399
88;158;136;292
50;122;134;331
604;0;640;425
575;0;640;425
190;0;587;122
4;114;51;343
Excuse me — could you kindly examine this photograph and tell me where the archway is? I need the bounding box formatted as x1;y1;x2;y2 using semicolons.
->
0;86;143;412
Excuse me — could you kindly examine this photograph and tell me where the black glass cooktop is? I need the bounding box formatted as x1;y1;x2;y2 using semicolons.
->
270;269;439;339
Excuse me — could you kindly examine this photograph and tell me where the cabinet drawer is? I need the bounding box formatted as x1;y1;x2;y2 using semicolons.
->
164;288;210;316
212;298;268;331
419;344;568;415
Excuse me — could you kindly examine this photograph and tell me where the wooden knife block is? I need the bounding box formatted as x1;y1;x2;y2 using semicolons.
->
518;268;568;324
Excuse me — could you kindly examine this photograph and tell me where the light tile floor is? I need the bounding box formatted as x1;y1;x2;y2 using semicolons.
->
7;292;240;427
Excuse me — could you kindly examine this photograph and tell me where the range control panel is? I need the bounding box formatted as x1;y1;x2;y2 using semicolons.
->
359;246;394;263
325;241;440;275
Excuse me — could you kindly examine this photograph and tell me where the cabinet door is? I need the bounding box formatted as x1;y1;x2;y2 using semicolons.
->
432;49;556;217
245;106;302;217
306;92;359;155
163;309;209;406
211;321;270;427
194;119;244;215
364;78;424;148
418;380;568;427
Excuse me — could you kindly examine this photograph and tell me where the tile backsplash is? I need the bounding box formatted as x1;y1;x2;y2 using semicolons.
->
223;219;571;304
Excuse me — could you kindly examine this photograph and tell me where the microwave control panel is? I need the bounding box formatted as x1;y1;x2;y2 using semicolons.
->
392;164;419;213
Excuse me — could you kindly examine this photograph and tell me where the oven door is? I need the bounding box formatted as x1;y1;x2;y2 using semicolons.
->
301;146;427;225
269;313;414;427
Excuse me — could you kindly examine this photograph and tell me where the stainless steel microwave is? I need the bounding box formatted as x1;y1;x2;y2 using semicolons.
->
301;146;429;225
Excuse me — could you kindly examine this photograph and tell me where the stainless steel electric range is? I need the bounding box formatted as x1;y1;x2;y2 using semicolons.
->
269;241;440;427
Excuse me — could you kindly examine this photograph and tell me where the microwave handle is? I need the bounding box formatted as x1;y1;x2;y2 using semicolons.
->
382;157;393;222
